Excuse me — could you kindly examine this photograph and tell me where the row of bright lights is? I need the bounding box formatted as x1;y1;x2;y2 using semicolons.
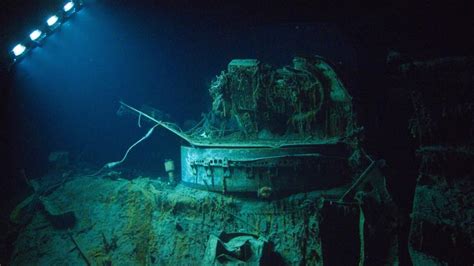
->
10;1;83;61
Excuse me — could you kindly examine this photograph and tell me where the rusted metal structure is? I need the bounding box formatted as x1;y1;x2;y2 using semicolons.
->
120;56;363;197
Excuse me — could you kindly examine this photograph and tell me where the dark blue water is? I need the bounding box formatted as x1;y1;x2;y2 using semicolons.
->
8;0;357;177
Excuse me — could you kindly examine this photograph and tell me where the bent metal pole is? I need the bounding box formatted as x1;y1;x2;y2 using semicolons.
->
119;101;194;144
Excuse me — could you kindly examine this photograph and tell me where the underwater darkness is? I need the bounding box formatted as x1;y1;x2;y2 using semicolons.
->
5;1;359;176
0;0;473;265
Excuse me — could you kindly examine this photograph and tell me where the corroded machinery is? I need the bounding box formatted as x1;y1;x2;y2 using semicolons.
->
178;57;361;197
119;56;363;197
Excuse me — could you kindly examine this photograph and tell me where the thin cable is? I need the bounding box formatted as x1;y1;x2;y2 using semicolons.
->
105;124;159;169
87;124;159;177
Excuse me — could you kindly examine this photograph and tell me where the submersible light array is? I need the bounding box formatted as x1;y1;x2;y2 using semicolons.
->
9;0;84;64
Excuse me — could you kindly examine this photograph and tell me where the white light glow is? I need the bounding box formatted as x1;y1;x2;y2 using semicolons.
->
63;2;75;12
29;30;42;41
12;44;26;56
47;15;59;26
